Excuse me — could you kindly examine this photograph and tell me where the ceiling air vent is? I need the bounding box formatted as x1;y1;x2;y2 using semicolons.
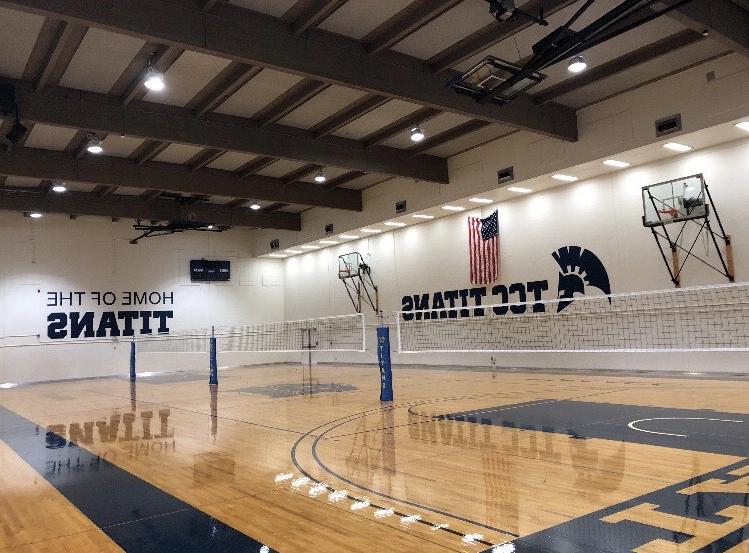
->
497;166;514;184
395;200;407;214
655;114;682;137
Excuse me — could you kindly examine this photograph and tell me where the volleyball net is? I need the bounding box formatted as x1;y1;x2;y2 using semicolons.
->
396;283;749;353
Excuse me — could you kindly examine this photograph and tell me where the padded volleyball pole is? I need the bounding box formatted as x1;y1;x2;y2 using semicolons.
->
377;323;393;402
129;339;136;382
209;326;218;385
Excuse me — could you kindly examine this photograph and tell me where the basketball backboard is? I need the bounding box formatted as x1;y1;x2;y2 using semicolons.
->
642;174;707;227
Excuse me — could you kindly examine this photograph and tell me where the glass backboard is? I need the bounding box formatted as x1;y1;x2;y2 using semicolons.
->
642;174;708;227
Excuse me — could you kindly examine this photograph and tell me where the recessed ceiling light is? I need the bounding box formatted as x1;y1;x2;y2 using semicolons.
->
29;212;43;218
469;197;492;204
603;159;630;168
410;126;425;142
442;205;465;211
735;121;749;132
301;245;320;250
285;249;302;254
267;253;287;258
360;228;381;233
86;134;103;154
568;55;587;73
507;186;533;193
314;170;327;183
412;214;434;219
339;234;360;239
319;240;339;245
552;174;578;182
144;66;165;92
51;182;67;193
663;142;692;152
249;204;261;210
384;222;406;227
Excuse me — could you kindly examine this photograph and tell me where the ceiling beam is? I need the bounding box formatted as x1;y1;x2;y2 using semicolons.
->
407;119;489;156
533;29;706;105
34;21;88;91
282;163;322;184
323;170;366;189
664;0;749;58
362;106;441;148
427;0;580;73
363;0;463;54
0;146;362;211
235;156;277;177
263;202;289;212
186;62;263;117
202;0;223;11
0;189;300;230
1;0;577;140
282;0;348;36
5;79;448;182
310;94;389;137
130;139;169;166
254;78;330;126
186;147;226;171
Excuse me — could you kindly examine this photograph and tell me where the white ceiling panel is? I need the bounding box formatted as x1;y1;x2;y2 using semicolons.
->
153;143;205;164
278;85;367;130
24;124;78;151
101;135;144;158
207;151;257;171
59;29;145;93
228;0;297;17
256;159;307;178
144;51;231;107
333;99;422;141
0;7;44;79
393;1;491;61
216;68;303;118
380;112;472;149
318;0;413;40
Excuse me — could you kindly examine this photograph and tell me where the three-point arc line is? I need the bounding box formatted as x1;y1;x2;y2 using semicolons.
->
627;417;744;438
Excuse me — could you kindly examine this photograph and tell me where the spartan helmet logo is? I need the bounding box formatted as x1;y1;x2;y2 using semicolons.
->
552;246;611;312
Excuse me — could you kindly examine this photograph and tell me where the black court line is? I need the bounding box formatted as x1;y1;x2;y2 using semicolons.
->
442;400;749;457
0;405;275;553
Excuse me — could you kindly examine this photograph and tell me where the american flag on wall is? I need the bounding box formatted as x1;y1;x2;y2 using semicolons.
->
468;210;499;284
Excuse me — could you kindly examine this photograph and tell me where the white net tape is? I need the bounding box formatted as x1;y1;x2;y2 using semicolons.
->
216;314;365;353
396;283;749;353
136;328;209;353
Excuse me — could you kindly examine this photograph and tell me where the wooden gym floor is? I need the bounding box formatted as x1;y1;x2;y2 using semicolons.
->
1;364;749;552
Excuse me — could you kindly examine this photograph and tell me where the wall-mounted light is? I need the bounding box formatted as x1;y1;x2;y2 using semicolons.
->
662;142;692;152
602;159;630;168
552;174;578;182
507;186;532;193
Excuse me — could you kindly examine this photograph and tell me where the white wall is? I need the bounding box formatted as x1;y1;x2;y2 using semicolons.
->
282;137;749;372
0;215;285;383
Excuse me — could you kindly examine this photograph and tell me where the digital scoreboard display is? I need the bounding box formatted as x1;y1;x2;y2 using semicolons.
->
190;260;230;282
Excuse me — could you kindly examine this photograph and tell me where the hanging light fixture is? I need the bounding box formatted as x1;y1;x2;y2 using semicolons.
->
85;133;103;154
143;54;165;91
410;126;425;142
314;170;327;183
51;181;67;193
568;55;587;73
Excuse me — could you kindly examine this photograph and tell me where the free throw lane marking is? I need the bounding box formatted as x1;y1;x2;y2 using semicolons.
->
628;417;743;438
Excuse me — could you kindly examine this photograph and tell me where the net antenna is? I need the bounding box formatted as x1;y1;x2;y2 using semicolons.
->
338;252;379;315
642;174;735;287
